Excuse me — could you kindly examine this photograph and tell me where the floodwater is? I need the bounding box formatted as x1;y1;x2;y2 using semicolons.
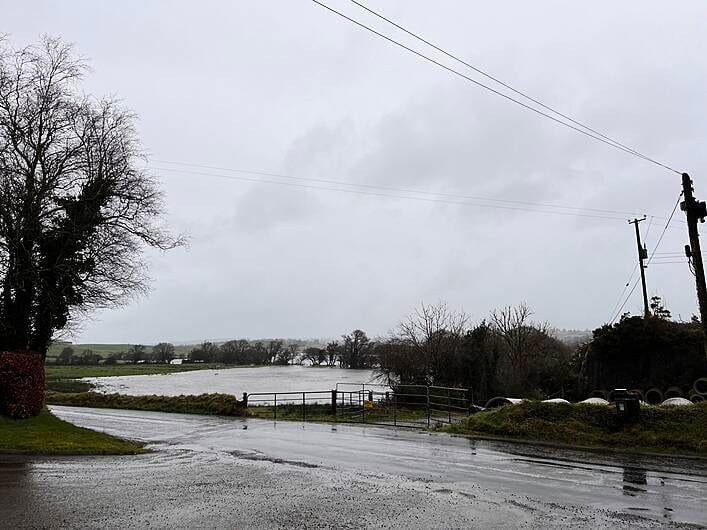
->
1;406;704;529
85;365;383;397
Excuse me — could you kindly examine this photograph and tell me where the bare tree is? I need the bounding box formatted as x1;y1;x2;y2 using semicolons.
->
397;301;468;384
325;341;339;367
286;343;299;365
56;346;74;365
127;344;146;364
339;329;373;369
275;343;298;365
302;347;326;366
266;340;283;364
490;302;549;372
152;342;175;363
0;37;184;357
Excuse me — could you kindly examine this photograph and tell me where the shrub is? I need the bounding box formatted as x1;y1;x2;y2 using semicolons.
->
448;400;707;454
0;351;45;418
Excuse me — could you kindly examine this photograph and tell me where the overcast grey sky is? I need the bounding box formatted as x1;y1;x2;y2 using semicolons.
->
4;1;706;343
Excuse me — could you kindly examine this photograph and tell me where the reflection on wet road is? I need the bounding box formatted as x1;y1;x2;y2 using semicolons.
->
1;406;705;529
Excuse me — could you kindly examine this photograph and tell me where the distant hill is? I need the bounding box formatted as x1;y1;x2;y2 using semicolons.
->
551;329;592;347
46;342;194;359
46;338;329;359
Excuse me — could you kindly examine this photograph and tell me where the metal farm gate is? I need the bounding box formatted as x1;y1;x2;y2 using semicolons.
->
243;384;472;428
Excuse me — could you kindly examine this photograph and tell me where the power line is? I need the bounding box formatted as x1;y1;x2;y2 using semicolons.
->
610;277;641;324
151;159;684;225
607;262;639;326
642;215;654;244
646;193;682;266
312;0;681;174
347;0;665;169
609;193;683;323
652;251;704;256
150;164;632;221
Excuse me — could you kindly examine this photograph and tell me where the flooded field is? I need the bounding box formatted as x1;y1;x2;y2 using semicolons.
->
85;365;383;396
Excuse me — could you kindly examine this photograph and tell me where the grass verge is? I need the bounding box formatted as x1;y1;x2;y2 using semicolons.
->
0;408;144;455
47;391;245;416
445;400;707;455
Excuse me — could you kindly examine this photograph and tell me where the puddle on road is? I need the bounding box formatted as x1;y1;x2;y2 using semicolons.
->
622;467;648;496
229;449;320;469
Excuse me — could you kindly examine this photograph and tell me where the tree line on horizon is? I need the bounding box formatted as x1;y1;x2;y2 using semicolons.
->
53;297;707;403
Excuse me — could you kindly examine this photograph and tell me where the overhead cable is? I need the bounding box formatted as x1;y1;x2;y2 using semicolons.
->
152;159;682;224
312;0;681;174
151;164;633;221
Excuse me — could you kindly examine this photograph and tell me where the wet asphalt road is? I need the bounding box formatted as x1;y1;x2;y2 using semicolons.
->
1;406;706;529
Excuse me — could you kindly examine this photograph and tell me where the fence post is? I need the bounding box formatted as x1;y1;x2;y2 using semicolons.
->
362;390;366;424
274;393;277;421
302;392;306;422
331;389;337;417
426;386;431;428
242;392;248;408
448;387;451;423
393;390;397;427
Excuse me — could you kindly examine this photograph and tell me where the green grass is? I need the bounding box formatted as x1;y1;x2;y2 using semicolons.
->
45;362;232;380
247;403;430;424
0;408;144;455
46;379;94;393
46;342;195;359
446;400;707;455
46;392;245;416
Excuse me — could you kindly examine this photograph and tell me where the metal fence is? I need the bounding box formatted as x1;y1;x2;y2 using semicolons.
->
244;384;472;428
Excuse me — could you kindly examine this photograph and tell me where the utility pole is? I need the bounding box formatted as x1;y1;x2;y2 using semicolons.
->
629;216;650;318
680;173;707;356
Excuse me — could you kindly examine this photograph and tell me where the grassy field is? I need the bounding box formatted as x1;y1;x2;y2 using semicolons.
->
445;400;707;455
46;392;245;416
45;362;233;381
0;409;144;455
47;342;195;359
44;363;250;393
47;339;326;360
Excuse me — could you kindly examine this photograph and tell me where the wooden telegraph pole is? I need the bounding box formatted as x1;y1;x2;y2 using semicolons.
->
629;216;650;318
680;173;707;356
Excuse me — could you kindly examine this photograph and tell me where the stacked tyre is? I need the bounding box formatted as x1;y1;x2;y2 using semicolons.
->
691;377;707;403
588;381;707;404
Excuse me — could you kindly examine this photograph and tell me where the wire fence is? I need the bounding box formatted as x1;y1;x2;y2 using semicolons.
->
244;384;472;428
